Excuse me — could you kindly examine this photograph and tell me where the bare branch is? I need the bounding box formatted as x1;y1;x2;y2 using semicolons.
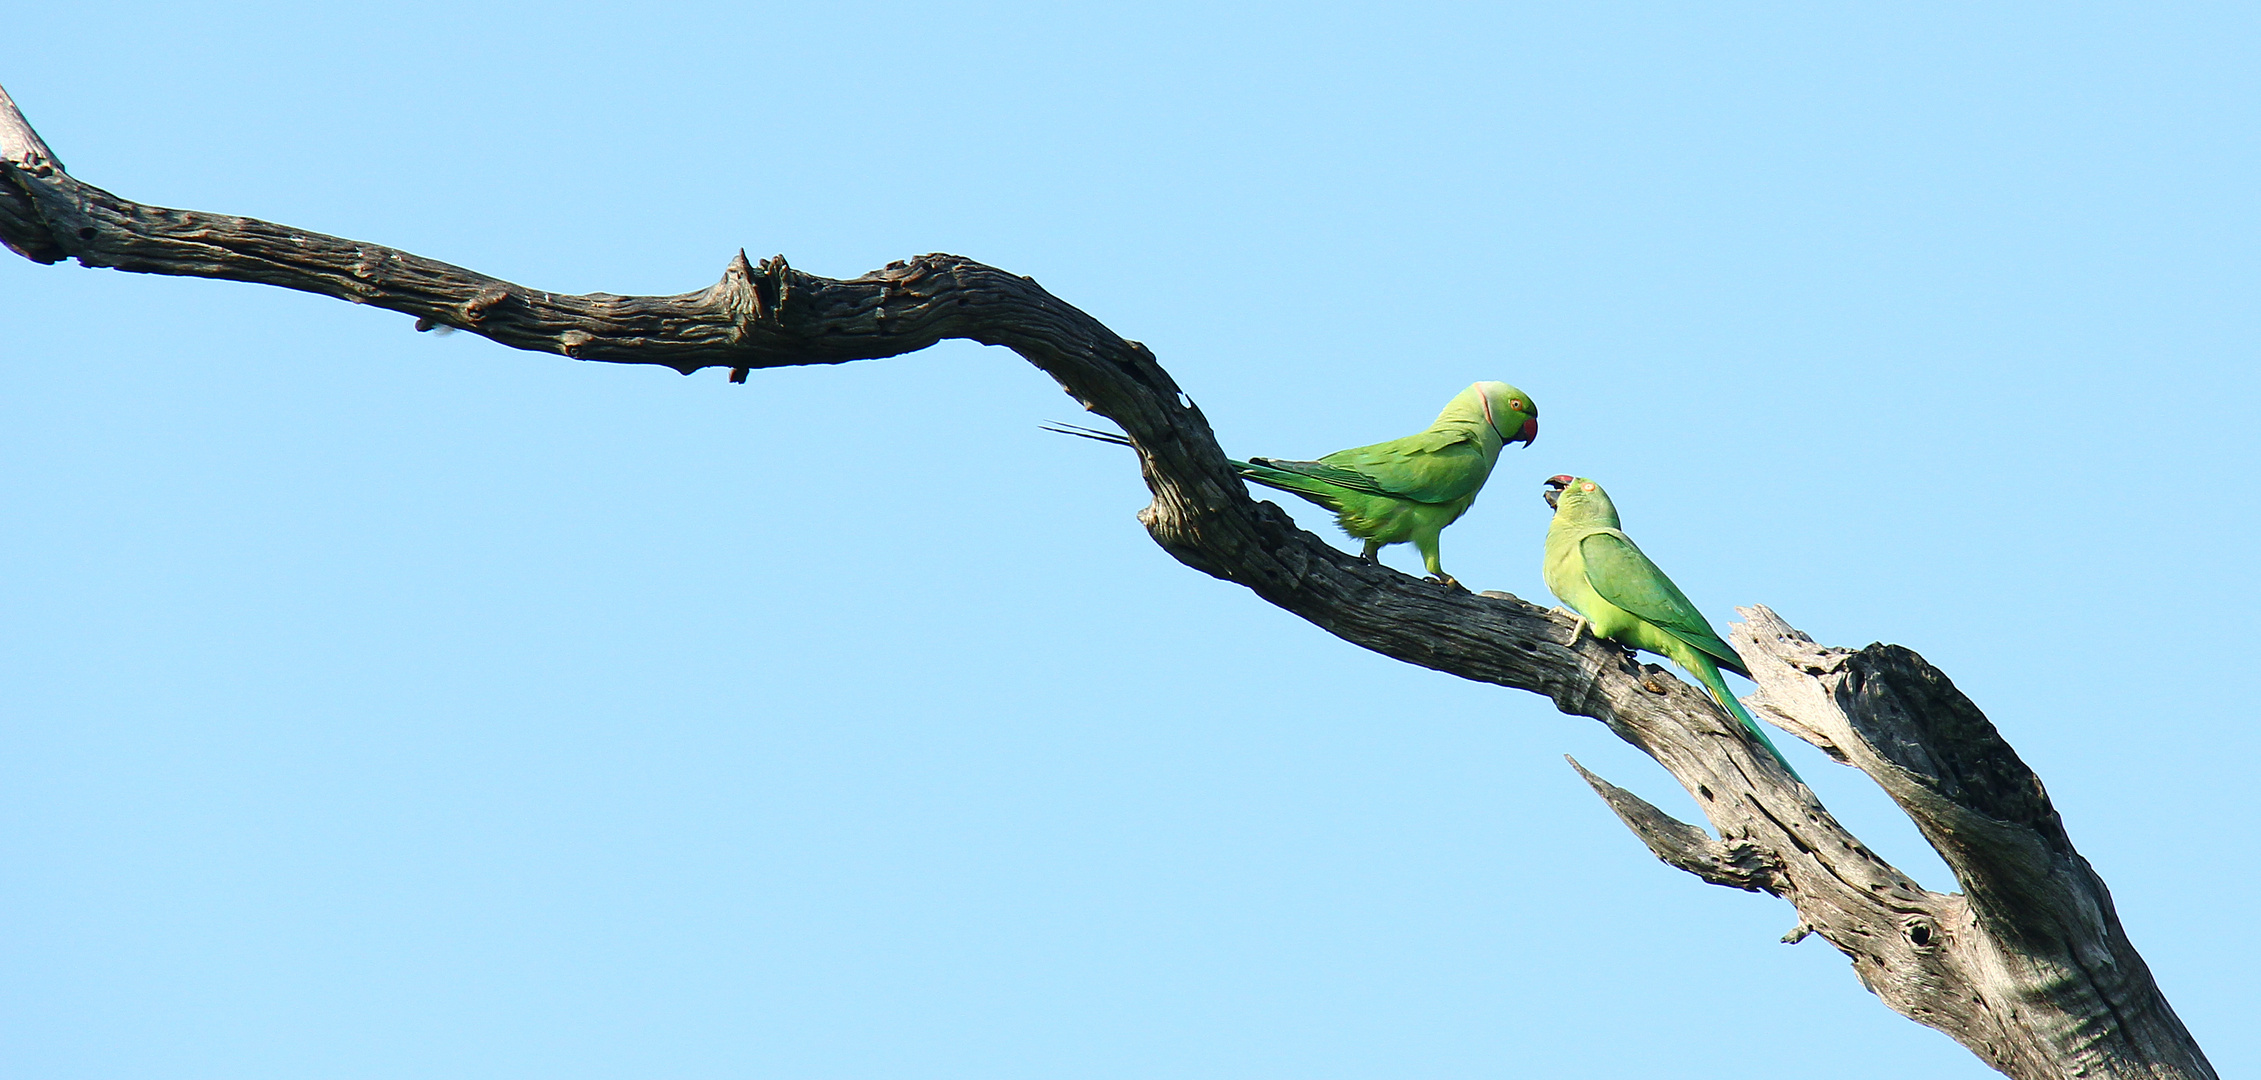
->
1734;609;2212;1079
0;82;2213;1080
1568;756;1785;893
0;83;65;264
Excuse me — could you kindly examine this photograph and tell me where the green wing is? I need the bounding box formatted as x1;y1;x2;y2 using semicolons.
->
1578;531;1746;675
1241;457;1400;498
1294;429;1489;505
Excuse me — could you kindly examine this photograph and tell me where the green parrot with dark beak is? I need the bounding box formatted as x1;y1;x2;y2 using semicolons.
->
1049;381;1538;588
1541;475;1800;779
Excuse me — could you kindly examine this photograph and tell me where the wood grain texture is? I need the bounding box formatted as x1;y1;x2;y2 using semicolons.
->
0;82;2212;1079
1731;610;2211;1079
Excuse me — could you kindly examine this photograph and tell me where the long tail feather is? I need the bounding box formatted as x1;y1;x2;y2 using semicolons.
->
1041;422;1135;447
1042;422;1347;509
1690;660;1803;782
1228;460;1355;503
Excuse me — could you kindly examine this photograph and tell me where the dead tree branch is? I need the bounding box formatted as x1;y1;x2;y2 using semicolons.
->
0;83;2212;1079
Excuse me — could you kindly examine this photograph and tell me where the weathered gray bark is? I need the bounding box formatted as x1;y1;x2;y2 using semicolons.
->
0;82;2213;1079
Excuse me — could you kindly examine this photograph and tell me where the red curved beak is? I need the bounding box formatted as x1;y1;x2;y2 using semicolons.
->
1516;416;1539;445
1542;475;1573;509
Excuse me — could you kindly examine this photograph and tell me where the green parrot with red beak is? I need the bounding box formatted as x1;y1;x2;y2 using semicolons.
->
1048;381;1538;588
1542;475;1800;779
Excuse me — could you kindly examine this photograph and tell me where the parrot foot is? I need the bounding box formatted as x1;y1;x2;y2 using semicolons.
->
1547;608;1586;646
1428;573;1466;591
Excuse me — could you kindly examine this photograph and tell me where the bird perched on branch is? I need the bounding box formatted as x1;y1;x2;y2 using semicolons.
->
1541;476;1800;779
1047;381;1538;588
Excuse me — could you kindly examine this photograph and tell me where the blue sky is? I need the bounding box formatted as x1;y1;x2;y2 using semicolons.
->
3;3;2254;1077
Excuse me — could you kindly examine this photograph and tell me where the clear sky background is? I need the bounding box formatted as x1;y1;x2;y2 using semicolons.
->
2;3;2254;1078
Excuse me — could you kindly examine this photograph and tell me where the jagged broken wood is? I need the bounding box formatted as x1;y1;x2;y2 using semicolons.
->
0;82;2213;1079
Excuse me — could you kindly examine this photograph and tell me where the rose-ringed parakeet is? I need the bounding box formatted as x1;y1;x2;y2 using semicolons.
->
1541;476;1800;779
1048;381;1538;588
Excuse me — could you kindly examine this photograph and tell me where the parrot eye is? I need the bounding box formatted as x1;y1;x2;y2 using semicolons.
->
1509;399;1524;411
1581;482;1596;492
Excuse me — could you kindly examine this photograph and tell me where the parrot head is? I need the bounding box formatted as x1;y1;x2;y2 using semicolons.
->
1542;475;1620;526
1468;381;1539;446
